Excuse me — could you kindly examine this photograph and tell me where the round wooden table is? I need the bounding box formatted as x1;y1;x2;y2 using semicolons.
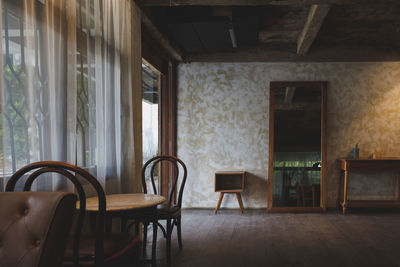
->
78;193;165;267
81;193;165;211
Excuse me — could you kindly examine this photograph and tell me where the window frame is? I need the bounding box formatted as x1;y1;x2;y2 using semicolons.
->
142;33;177;200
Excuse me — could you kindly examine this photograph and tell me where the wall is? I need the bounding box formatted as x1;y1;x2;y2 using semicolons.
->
177;62;400;208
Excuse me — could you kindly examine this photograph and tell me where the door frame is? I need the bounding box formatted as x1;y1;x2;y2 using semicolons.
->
267;81;327;212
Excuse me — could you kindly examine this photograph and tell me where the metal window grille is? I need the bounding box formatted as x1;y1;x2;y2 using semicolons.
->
1;1;95;174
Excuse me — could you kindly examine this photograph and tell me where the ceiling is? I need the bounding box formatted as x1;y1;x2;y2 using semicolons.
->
138;0;400;62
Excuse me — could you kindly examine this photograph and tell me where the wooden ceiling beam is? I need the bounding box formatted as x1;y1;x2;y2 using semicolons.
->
141;12;183;62
297;4;330;55
137;0;399;6
212;6;232;20
184;45;400;62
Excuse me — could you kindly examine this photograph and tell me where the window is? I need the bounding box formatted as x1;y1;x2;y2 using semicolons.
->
1;0;140;194
142;59;161;194
141;33;178;198
0;1;95;175
1;3;45;175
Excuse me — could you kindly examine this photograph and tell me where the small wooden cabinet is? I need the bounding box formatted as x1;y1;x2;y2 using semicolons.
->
214;171;246;214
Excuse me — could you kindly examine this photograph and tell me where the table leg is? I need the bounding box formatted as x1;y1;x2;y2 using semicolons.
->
215;192;224;214
337;170;343;209
105;215;113;232
342;170;349;214
89;212;97;233
236;193;244;213
120;215;128;232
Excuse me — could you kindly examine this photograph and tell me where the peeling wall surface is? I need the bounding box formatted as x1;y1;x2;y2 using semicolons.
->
177;62;400;208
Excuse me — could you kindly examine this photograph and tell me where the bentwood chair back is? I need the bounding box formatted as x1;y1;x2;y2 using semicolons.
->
142;155;188;209
6;161;106;266
142;155;188;266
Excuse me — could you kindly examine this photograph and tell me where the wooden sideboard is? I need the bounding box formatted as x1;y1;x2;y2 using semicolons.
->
338;158;400;214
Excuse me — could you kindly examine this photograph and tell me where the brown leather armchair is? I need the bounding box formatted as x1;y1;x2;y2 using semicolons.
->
0;191;77;267
6;161;140;266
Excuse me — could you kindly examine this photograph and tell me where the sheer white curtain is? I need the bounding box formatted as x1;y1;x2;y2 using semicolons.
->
78;0;138;193
0;0;77;190
0;0;140;193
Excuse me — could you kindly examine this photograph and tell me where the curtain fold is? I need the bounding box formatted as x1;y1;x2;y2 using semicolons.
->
0;0;141;194
80;0;140;193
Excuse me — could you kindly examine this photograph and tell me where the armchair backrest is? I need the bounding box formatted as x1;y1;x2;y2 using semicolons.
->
0;191;77;267
5;161;106;266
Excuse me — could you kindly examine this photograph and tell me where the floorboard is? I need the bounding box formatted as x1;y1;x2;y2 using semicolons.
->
138;209;400;267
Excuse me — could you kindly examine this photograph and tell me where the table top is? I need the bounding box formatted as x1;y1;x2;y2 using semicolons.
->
338;157;400;161
78;193;166;211
337;158;400;171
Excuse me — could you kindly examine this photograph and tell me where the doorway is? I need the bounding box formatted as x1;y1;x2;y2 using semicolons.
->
267;82;327;211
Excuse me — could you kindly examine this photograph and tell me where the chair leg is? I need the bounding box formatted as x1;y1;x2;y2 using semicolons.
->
152;220;158;267
143;222;148;256
158;222;167;238
177;216;183;250
166;219;172;266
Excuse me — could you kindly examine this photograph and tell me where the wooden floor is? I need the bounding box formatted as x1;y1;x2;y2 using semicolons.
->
140;209;400;267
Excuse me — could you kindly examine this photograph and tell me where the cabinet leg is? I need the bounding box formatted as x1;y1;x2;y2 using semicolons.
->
215;192;224;214
236;193;244;213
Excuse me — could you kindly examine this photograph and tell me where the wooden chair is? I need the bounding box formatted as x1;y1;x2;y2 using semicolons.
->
6;161;139;266
299;183;320;207
142;155;188;266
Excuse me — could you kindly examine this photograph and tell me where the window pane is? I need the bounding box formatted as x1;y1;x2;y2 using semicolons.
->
76;0;97;169
142;60;160;194
1;4;42;175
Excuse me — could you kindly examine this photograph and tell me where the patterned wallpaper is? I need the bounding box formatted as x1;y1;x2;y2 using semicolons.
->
177;62;400;208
